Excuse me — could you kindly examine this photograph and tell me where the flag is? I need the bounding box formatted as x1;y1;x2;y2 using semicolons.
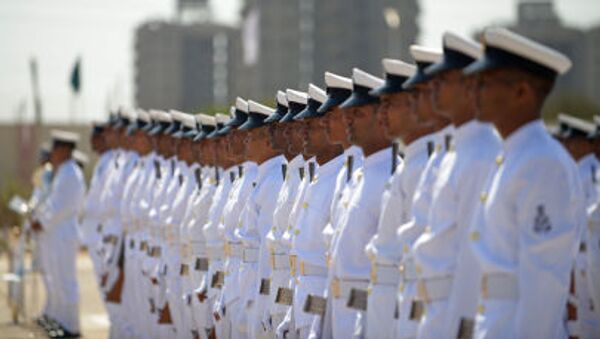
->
70;57;81;94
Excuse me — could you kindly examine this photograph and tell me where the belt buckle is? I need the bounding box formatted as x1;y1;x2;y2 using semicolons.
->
480;274;489;299
417;280;429;302
289;255;297;277
370;265;378;283
224;242;231;257
331;278;341;299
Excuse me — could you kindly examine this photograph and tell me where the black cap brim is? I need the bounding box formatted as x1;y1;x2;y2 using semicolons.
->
148;124;164;136
463;56;502;76
369;75;409;97
340;87;379;109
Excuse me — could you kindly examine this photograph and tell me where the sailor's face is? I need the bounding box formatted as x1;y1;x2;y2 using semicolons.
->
303;118;323;157
323;106;347;145
413;83;436;125
229;130;245;156
475;69;513;123
284;121;303;156
379;92;413;139
431;69;462;119
345;104;377;146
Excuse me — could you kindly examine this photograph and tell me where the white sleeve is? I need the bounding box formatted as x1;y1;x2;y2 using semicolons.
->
36;165;85;231
587;203;600;311
514;158;585;338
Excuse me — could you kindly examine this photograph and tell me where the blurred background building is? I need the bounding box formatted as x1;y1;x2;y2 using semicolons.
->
134;0;419;110
135;0;240;112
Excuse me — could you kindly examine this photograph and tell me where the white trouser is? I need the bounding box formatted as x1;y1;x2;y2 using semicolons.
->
367;284;397;339
331;298;359;339
37;232;57;320
396;281;420;339
417;299;448;339
49;232;80;333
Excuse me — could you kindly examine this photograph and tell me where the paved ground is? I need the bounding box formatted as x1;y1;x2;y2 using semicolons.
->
0;250;110;339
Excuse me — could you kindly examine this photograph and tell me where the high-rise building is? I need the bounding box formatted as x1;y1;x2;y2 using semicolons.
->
235;0;420;101
135;21;238;112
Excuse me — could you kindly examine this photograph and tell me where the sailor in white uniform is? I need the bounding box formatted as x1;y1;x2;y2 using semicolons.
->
363;58;426;339
466;27;585;338
410;33;502;339
235;101;285;338
554;114;600;338
32;130;86;337
327;68;392;338
288;83;345;338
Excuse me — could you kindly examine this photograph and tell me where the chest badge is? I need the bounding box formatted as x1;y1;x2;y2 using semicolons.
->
533;205;552;234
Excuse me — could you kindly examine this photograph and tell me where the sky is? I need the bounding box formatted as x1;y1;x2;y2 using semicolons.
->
0;0;599;124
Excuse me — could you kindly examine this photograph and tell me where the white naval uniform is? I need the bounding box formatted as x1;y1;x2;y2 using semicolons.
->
80;150;112;283
309;146;363;339
469;120;585;338
329;147;393;338
164;161;197;338
212;161;257;338
203;165;236;336
263;155;304;334
98;150;138;338
411;121;501;339
119;153;148;338
277;157;315;338
216;162;258;339
176;163;203;338
568;153;600;338
186;166;218;336
137;152;166;338
30;164;57;322
363;136;429;339
126;152;158;339
236;155;285;338
156;159;189;337
35;159;86;333
395;125;454;339
291;154;345;338
587;199;600;338
146;156;177;337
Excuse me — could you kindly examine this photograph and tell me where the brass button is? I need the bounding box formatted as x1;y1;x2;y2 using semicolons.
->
435;144;442;152
287;224;292;231
495;155;504;166
399;282;405;293
415;264;423;274
477;304;485;315
470;231;480;241
367;286;373;295
480;192;488;203
424;226;432;234
302;202;309;209
294;229;300;236
403;245;409;253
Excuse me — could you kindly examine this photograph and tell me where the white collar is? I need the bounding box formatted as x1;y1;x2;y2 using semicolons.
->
364;147;391;168
504;119;547;153
404;134;430;163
